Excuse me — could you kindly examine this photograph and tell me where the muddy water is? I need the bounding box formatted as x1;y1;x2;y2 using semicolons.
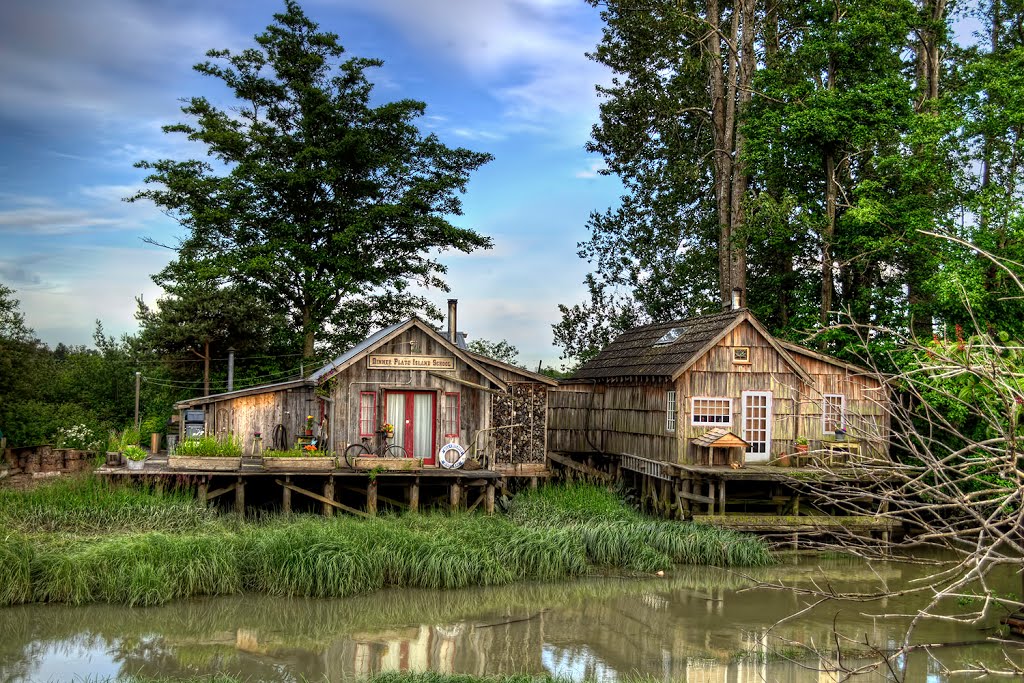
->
1;554;1020;682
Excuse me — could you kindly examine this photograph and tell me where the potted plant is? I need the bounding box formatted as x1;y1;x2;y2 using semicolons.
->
123;445;148;471
795;436;809;453
304;415;315;436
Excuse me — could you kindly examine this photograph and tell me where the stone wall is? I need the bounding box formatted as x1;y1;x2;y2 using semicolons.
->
2;445;98;475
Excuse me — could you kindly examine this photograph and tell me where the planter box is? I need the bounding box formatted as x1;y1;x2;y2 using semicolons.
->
168;455;241;471
263;457;336;472
352;457;423;471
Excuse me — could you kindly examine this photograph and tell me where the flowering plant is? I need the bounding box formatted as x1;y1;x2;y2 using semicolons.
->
303;444;317;452
305;415;314;431
380;422;395;438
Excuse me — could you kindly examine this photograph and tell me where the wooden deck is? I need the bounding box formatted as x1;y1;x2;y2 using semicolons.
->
98;453;524;517
549;450;895;545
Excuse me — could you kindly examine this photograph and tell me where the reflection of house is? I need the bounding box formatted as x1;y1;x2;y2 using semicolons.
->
174;301;555;466
549;303;888;466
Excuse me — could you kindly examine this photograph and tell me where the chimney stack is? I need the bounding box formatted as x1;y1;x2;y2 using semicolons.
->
447;299;458;344
731;288;743;310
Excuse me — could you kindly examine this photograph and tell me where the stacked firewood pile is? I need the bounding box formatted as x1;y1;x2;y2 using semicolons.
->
4;445;96;475
491;383;547;464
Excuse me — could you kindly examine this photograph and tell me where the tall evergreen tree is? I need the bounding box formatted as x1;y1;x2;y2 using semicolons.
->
131;1;493;358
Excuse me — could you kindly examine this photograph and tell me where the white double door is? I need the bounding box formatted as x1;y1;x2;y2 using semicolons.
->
741;391;773;463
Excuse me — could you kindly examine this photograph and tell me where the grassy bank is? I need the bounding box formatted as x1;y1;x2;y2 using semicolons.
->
0;479;771;607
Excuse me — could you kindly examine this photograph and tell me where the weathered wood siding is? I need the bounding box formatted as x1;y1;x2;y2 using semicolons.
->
547;383;675;461
547;318;891;464
547;385;605;453
205;386;316;455
784;349;888;458
680;321;805;463
320;325;547;465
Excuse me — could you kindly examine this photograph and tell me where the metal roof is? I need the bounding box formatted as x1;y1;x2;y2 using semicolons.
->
307;320;407;383
173;377;312;409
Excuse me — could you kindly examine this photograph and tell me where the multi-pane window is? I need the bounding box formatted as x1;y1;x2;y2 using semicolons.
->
443;392;460;437
666;390;677;432
823;394;845;433
692;397;733;426
358;392;376;436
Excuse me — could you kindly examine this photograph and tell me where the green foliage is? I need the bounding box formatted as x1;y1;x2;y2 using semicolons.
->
263;447;331;458
122;445;148;462
0;476;216;534
174;435;242;458
116;425;142;451
129;1;493;357
467;338;522;366
0;482;771;607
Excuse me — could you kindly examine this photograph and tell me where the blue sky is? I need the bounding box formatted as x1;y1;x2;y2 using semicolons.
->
0;0;619;367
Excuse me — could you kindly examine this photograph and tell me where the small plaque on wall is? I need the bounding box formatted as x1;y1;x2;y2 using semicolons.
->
368;355;456;371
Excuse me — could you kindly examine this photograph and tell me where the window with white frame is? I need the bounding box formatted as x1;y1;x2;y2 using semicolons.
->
666;390;677;432
442;392;460;437
823;394;845;433
358;392;376;437
692;397;733;426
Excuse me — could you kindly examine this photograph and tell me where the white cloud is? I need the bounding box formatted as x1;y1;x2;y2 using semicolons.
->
16;246;170;347
0;0;238;126
326;0;611;143
575;160;607;179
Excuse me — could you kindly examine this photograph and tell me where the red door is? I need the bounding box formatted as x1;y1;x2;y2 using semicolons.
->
385;391;437;465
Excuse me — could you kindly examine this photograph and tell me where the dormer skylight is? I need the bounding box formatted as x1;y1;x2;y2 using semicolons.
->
654;327;688;346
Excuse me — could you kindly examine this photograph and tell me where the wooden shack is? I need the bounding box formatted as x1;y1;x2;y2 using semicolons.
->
548;307;888;467
175;305;556;467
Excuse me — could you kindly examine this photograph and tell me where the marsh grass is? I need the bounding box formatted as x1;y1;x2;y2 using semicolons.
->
0;475;216;534
0;481;771;607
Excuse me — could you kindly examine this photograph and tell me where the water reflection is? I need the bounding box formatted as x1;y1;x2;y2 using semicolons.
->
0;556;1020;682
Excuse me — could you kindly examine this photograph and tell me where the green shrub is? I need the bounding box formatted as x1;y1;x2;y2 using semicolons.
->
174;434;242;457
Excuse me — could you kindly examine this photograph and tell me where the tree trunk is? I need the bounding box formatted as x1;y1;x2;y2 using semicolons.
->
707;0;754;309
822;149;837;326
302;307;315;359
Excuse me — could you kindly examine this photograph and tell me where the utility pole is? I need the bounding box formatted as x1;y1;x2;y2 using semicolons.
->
134;371;141;430
227;347;236;392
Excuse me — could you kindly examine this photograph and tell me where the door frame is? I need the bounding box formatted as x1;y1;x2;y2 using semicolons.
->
384;390;438;465
741;390;773;463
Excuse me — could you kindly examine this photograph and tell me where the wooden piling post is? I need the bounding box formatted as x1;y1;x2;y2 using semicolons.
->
409;477;419;513
283;475;292;513
367;478;378;516
717;479;726;516
530;476;538;490
323;477;335;517
681;478;692;518
485;483;495;515
197;478;208;506
235;476;245;516
706;480;715;515
450;482;462;511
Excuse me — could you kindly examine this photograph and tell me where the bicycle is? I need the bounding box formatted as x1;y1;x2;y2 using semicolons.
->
344;429;410;467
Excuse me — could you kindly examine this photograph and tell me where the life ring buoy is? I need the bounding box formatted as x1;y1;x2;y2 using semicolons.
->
438;442;468;469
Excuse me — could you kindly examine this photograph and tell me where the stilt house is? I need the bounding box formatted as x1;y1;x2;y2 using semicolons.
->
174;301;556;467
548;305;888;466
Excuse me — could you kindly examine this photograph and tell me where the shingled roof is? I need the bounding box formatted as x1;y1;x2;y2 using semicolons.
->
573;308;745;381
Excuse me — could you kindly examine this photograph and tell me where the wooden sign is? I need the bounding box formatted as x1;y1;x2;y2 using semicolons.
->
368;355;455;371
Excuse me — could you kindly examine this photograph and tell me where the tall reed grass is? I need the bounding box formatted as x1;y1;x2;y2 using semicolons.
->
174;434;242;457
0;481;770;607
0;475;217;534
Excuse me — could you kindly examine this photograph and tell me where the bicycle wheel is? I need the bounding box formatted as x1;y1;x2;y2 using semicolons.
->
344;443;370;468
386;445;411;458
